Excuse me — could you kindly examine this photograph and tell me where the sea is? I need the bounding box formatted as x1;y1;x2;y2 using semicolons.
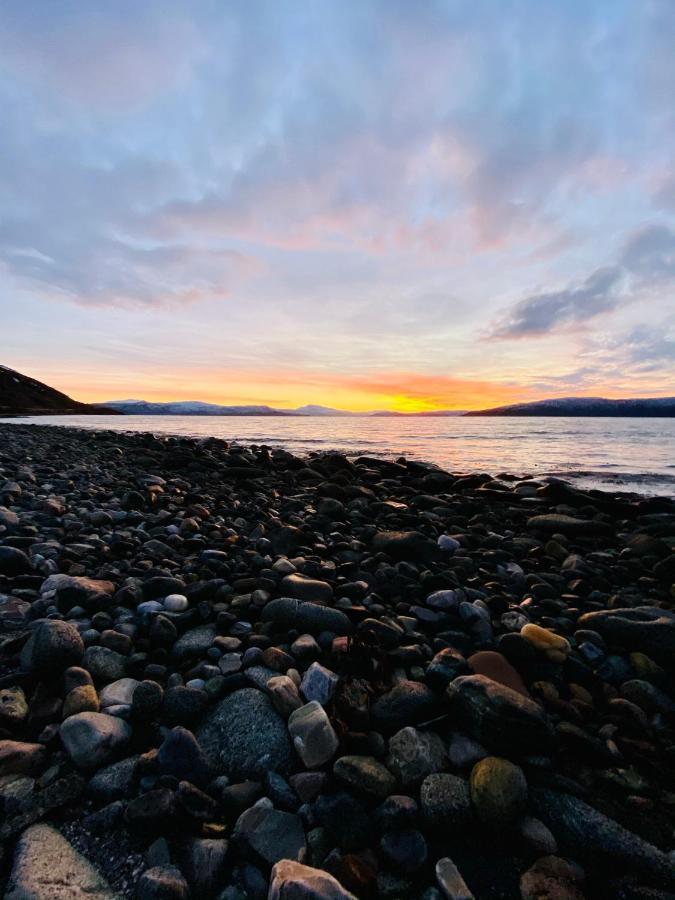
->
2;414;675;498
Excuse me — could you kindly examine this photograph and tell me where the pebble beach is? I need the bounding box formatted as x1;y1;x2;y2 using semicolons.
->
1;423;675;899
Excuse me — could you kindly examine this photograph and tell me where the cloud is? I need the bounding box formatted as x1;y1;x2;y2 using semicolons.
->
490;266;624;337
490;223;675;338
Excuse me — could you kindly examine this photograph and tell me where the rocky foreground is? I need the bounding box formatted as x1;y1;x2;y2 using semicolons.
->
0;425;674;900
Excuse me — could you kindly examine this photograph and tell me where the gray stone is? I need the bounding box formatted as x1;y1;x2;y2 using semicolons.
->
136;866;189;900
531;788;675;887
99;677;140;708
371;680;437;733
6;823;119;899
261;598;353;636
83;646;127;683
171;624;217;662
420;773;473;828
300;662;339;706
436;857;474;900
386;726;447;785
333;755;396;798
196;688;292;778
288;701;339;768
526;514;611;537
60;712;131;770
233;803;306;869
87;755;139;803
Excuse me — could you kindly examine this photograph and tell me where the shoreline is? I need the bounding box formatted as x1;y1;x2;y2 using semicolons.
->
1;423;674;897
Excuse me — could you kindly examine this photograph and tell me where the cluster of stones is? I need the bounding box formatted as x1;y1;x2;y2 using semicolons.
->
0;424;674;899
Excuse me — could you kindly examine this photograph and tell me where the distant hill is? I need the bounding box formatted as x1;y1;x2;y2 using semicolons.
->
0;366;120;416
102;400;468;416
466;397;675;417
103;400;296;416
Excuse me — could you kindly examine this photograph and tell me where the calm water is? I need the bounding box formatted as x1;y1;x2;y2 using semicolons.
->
3;415;675;497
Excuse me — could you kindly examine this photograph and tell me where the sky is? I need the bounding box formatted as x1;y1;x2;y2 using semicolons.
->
1;0;675;412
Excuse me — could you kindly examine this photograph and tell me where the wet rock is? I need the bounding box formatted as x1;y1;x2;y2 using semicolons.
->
196;687;292;778
436;857;474;900
282;573;334;603
172;624;217;662
468;651;529;697
87;755;139;803
447;674;556;755
83;646;128;683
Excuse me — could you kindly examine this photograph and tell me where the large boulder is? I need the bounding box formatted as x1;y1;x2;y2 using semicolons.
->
531;789;675;887
261;598;353;636
446;675;556;756
21;620;84;676
6;823;119;899
196;688;292;779
577;607;675;667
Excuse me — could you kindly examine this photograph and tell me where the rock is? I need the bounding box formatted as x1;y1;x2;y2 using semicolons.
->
427;648;470;691
99;677;140;708
196;688;292;779
420;774;473;828
386;726;447;785
261;598;353;636
0;740;47;776
526;514;610;537
469;757;528;828
519;816;558;857
125;788;176;833
268;675;304;717
436;857;474;900
314;791;371;851
136;866;190;900
333;755;396;798
300;662;339;706
288;701;339;768
83;646;127;683
158;726;211;787
87;756;139;803
269;860;357;899
577;607;675;668
0;686;29;728
371;531;437;562
163;593;189;612
467;651;529;697
371;680;437;732
447;675;556;755
521;624;570;663
374;795;419;832
0;546;31;575
380;829;428;873
5;823;118;899
63;684;100;718
132;680;164;719
172;624;217;662
173;837;229;898
281;573;333;603
233;803;306;869
531;789;675;886
447;733;487;769
162;686;209;725
519;856;585;900
60;711;131;770
22;620;84;675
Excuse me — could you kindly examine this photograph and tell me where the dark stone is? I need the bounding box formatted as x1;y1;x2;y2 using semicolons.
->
261;598;353;636
371;681;437;733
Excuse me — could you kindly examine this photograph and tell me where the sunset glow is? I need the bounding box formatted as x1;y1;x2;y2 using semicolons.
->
1;2;674;408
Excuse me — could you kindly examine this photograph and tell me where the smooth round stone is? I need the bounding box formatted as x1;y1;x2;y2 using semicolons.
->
60;711;131;770
380;829;428;874
470;756;528;828
468;651;530;698
437;535;461;553
333;755;396;798
137;601;164;615
163;594;189;613
185;679;205;691
521;624;570;663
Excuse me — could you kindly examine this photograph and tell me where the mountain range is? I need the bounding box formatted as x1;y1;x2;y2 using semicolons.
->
1;366;674;417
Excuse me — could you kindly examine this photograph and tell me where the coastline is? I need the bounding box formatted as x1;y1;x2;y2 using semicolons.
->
1;422;674;897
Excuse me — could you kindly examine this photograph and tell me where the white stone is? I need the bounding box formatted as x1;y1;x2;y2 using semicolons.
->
163;594;188;612
288;701;338;768
438;535;461;553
